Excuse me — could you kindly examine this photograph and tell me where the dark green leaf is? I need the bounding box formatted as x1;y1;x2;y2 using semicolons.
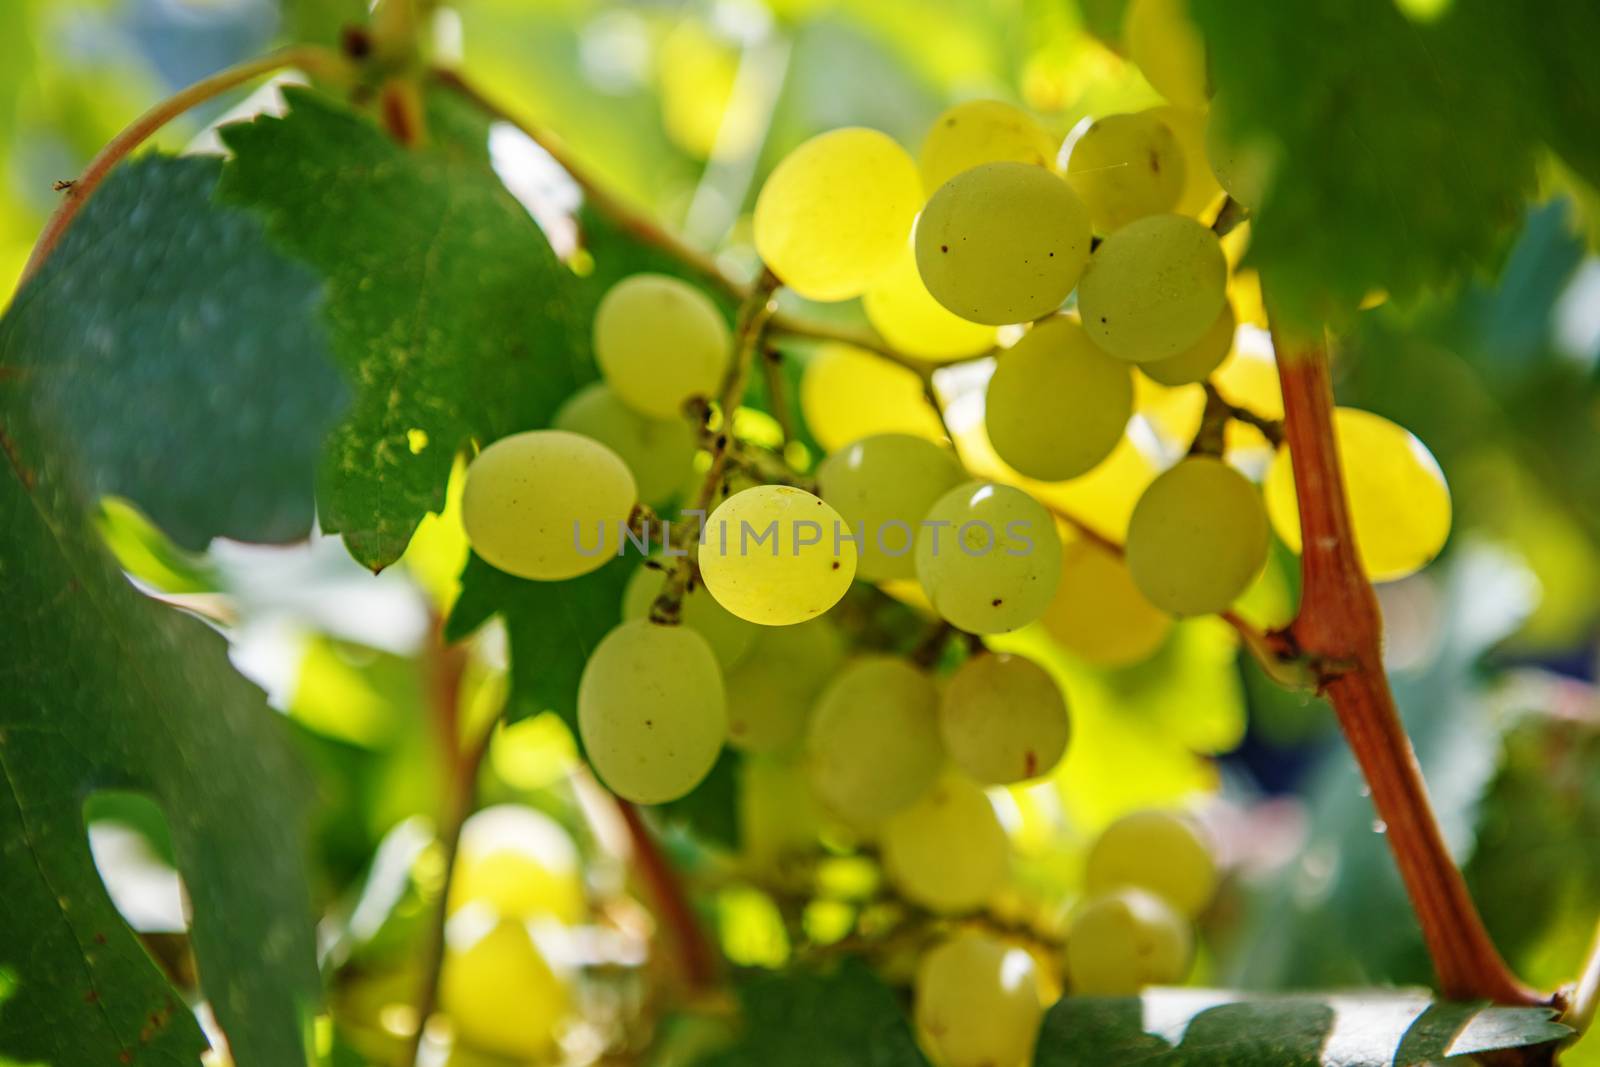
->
656;748;742;850
1036;989;1569;1067
0;155;343;548
218;88;588;570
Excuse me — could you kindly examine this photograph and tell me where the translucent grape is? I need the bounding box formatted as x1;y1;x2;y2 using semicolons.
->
1264;407;1451;582
1066;888;1193;995
699;485;858;625
1085;809;1218;918
939;653;1069;784
1042;537;1172;666
915;932;1043;1067
1078;213;1227;363
915;162;1093;326
1064;112;1186;233
915;482;1063;634
817;433;968;581
449;805;584;922
554;382;697;504
622;562;757;668
800;342;947;451
863;244;998;361
883;774;1007;912
1124;0;1209;109
724;619;844;753
594;274;730;418
984;316;1132;481
577;620;726;804
805;656;942;825
1125;456;1269;616
1138;301;1235;387
1146;105;1223;217
919;98;1057;193
753;127;923;301
441;917;569;1060
462;430;637;581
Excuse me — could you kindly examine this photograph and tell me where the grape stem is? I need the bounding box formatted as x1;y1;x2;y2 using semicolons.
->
1271;326;1542;1008
614;799;721;991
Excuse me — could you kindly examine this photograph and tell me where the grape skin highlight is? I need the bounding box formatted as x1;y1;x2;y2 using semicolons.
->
915;932;1044;1067
699;485;858;626
462;429;637;581
594;274;730;418
919;98;1058;193
915;481;1064;634
805;656;943;825
939;652;1070;784
817;433;968;582
1085;809;1218;918
1078;213;1228;363
554;381;696;504
1125;456;1269;616
1064;111;1187;233
1067;887;1193;995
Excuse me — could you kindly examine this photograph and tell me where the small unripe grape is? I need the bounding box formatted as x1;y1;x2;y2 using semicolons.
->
553;382;697;504
919;98;1057;193
883;774;1008;913
1078;213;1228;363
817;433;968;582
1124;0;1209;109
915;482;1063;634
594;274;730;418
1125;456;1268;616
1064;112;1186;233
1067;887;1193;995
578;620;726;804
1085;809;1218;918
462;430;637;581
940;652;1069;785
441;917;569;1060
699;486;858;626
1138;301;1235;387
915;932;1043;1067
622;562;758;668
805;657;942;825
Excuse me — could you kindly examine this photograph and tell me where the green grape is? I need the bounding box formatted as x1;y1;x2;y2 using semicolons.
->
1138;301;1235;386
462;430;637;581
915;162;1093;326
699;485;858;626
441;917;569;1060
1204;101;1275;213
594;274;730;418
1125;456;1268;616
984;316;1132;481
1077;213;1227;362
1066;888;1193;995
577;620;726;804
915;931;1043;1067
753;127;923;301
817;433;968;582
1265;407;1451;582
1085;809;1218;918
939;653;1069;784
1042;537;1172;666
805;656;943;825
554;381;697;504
800;342;948;451
724;619;844;753
1064;112;1186;233
449;804;584;922
1124;0;1209;109
882;774;1008;913
919;98;1058;193
915;482;1063;634
622;562;758;668
863;243;998;362
740;753;825;876
1146;105;1224;217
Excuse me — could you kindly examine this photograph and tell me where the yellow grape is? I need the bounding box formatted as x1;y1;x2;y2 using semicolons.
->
724;619;844;753
594;274;730;418
462;430;636;581
1066;888;1193;995
554;381;697;504
919;98;1057;193
816;433;968;582
915;162;1093;326
800;342;947;450
915;482;1064;634
622;562;758;668
1265;407;1451;582
577;620;726;804
939;652;1069;784
805;656;943;825
449;805;584;922
863;243;998;361
1085;809;1218;918
915;932;1043;1067
441;917;569;1059
754;127;922;301
1042;537;1172;666
1064;112;1186;233
984;316;1133;481
699;485;858;625
1124;0;1209;109
1078;213;1228;363
1146;104;1224;217
882;774;1008;913
1125;456;1267;616
1139;301;1235;387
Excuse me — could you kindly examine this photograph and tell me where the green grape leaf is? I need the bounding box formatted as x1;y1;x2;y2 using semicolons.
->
1035;989;1568;1066
0;259;320;1066
656;748;742;849
699;958;928;1067
0;155;344;549
218;87;588;570
1191;0;1600;325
